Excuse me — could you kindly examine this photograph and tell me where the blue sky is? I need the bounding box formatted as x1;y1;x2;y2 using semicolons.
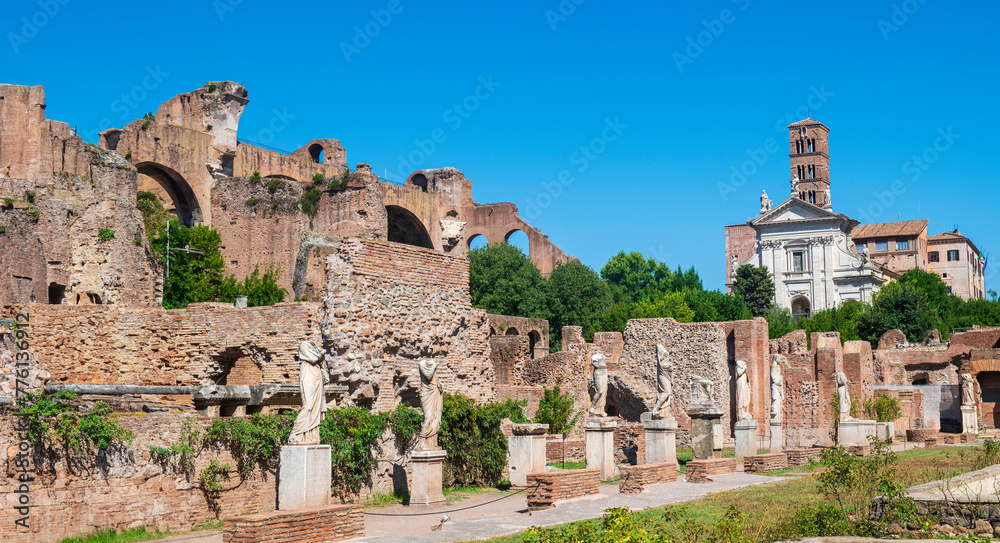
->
4;1;997;291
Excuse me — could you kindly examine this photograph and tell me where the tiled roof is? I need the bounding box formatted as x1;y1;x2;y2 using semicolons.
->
852;220;928;240
929;230;980;253
788;118;830;129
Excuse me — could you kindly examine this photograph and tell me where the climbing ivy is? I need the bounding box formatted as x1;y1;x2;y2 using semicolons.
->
439;393;528;487
14;390;133;451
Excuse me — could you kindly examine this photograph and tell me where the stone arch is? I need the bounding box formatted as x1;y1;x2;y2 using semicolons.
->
911;372;929;385
791;296;811;320
264;174;299;182
386;205;433;249
48;282;65;304
528;330;541;359
135;162;202;226
505;327;519;336
468;233;488;250
410;173;429;192
505;229;531;257
308;143;325;164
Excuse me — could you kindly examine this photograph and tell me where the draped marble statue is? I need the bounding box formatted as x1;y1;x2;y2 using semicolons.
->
589;353;609;417
690;376;713;405
288;341;327;445
735;360;751;421
651;344;673;420
962;373;976;406
836;371;852;421
416;359;443;451
770;356;784;422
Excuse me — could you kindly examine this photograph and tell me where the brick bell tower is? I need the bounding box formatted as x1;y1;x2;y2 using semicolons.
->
787;118;831;209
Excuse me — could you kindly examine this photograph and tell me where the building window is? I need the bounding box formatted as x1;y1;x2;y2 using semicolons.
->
948;250;960;261
792;251;804;272
896;240;909;250
929;251;939;262
856;242;866;253
876;241;888;252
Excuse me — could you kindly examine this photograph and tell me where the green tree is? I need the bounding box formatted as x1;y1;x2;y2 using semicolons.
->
600;251;672;302
766;306;796;339
796;301;866;343
468;243;549;319
731;264;775;317
218;264;288;307
546;261;612;344
856;282;936;344
686;290;752;322
534;383;580;434
136;191;172;237
153;221;227;309
630;291;695;322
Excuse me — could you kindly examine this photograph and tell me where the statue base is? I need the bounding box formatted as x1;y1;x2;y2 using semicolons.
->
876;421;895;443
962;405;979;435
584;418;618;480
734;420;758;460
769;420;783;452
410;449;447;506
278;444;332;510
643;419;678;466
687;404;724;461
838;419;876;446
508;423;549;487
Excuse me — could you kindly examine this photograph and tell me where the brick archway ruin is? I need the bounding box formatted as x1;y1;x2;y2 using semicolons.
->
135;161;202;226
386;205;434;249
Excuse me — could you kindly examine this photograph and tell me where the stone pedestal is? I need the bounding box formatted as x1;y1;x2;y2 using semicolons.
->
688;404;724;461
769;420;783;452
838;419;877;446
410;449;447;506
734;420;758;460
876;421;895;443
508;423;549;487
584;418;618;481
962;405;979;435
278;444;331;510
643;419;678;466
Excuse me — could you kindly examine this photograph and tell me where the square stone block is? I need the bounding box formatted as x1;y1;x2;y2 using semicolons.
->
278;444;331;510
734;420;758;460
410;449;447;506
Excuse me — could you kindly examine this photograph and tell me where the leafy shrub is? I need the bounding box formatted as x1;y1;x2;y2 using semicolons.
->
218;263;288;307
312;173;324;184
207;83;217;92
25;189;36;203
267;179;280;192
388;403;423;450
98;228;115;242
245;197;259;207
125;150;132;159
133;238;142;246
534;382;579;434
249;171;261;184
440;393;528;486
320;406;389;499
136;191;171;236
201;413;292;477
3;197;13;208
26;207;40;220
140;112;154;130
818;439;914;533
14;390;133;451
0;226;5;234
298;188;322;218
863;393;902;423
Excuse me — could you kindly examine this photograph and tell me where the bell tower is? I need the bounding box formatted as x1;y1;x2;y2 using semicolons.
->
788;118;831;208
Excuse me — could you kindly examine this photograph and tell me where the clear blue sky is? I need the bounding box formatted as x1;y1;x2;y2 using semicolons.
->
4;1;997;291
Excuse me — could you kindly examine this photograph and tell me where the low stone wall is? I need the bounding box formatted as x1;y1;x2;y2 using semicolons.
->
785;448;823;466
686;458;738;483
902;465;1000;531
845;444;874;456
222;504;364;543
618;463;677;494
526;469;600;510
743;453;787;473
906;428;940;442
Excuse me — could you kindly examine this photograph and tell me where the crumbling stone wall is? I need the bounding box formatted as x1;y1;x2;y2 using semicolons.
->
487;314;550;359
320;238;495;409
29;302;321;388
0;411;277;543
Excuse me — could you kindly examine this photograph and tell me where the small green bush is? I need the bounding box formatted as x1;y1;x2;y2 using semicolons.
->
98;228;115;243
125;150;132;159
312;173;324;184
14;390;133;451
245;197;259;207
298;188;322;218
25;190;36;203
3;197;13;208
207;83;217;92
133;238;142;246
249;171;261;184
863;393;902;423
0;226;5;234
26;207;40;220
201;413;293;477
534;382;579;434
440;393;528;487
267;179;280;192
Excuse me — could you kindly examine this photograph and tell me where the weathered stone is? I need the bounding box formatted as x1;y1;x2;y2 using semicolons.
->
278;444;332;510
410;449;447;507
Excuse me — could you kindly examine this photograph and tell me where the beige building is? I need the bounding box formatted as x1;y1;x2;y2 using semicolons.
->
927;230;986;300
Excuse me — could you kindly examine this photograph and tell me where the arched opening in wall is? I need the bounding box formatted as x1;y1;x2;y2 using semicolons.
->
309;144;325;164
135;162;202;226
505;229;530;257
791;297;811;321
528;330;541;359
48;283;65;304
265;174;299;182
911;372;929;385
410;173;429;192
505;327;519;336
979;371;1000;428
468;234;488;251
385;205;433;249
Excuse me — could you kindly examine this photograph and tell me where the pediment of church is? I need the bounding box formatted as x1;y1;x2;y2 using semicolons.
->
752;197;840;226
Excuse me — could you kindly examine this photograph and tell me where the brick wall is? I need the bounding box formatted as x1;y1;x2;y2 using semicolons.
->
545;436;586;463
743;453;787;473
685;458;737;482
618;463;677;494
0;412;278;543
29;302;321;387
526;469;600;510
222;504;363;543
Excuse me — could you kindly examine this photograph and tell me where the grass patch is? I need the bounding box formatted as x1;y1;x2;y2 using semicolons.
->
548;461;586;470
443;485;507;505
364;489;409;507
59;526;167;543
